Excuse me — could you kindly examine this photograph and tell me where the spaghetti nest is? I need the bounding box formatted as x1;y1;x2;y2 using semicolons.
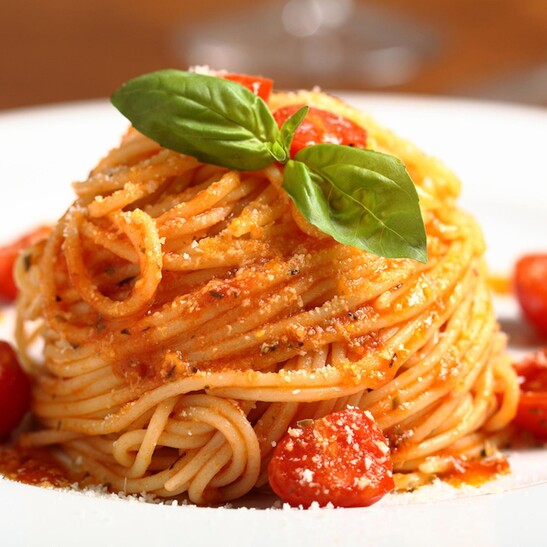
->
15;91;518;504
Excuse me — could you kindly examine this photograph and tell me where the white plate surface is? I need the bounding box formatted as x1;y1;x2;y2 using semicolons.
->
0;95;546;546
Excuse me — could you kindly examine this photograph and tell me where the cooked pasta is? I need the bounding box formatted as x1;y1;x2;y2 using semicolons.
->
14;88;518;504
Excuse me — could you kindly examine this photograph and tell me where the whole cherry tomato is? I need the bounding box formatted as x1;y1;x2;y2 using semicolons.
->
273;104;368;157
0;341;31;439
513;348;547;440
268;407;394;508
223;73;273;102
514;254;547;337
0;226;50;302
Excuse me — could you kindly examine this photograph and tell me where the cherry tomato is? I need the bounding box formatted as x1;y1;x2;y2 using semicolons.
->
223;73;273;102
268;407;394;508
514;254;547;337
0;226;50;302
0;341;31;440
513;348;547;440
273;104;368;157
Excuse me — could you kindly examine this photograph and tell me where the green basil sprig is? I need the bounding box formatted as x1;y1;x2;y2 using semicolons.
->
111;69;427;262
284;146;427;262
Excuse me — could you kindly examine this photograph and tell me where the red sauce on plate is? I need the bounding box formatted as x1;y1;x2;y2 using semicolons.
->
0;446;72;488
441;454;510;488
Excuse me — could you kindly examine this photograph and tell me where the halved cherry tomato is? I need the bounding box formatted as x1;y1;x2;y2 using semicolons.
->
513;348;547;440
273;104;368;157
223;73;273;102
268;407;394;508
0;341;31;440
0;226;50;302
514;254;547;337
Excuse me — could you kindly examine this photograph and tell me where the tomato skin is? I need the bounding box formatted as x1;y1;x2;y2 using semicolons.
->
0;226;50;302
513;348;547;440
268;408;394;508
514;254;547;337
0;341;31;440
222;73;273;102
272;104;368;157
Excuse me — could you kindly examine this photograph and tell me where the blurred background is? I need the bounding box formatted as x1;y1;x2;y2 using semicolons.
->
1;0;546;111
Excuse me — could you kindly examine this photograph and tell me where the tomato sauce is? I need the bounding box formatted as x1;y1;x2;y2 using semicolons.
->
0;446;72;488
441;454;510;488
488;273;512;295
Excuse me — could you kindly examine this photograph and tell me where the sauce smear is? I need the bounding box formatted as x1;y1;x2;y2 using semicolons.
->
0;446;72;488
442;454;510;488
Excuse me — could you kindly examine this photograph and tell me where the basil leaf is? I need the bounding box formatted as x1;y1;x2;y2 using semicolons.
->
266;105;308;163
278;106;309;156
267;140;288;163
111;69;280;171
283;144;427;262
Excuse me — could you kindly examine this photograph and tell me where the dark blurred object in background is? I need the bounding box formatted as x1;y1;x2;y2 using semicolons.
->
1;0;546;110
178;1;440;90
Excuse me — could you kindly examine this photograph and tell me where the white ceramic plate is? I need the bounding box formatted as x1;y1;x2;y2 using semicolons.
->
0;96;546;546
